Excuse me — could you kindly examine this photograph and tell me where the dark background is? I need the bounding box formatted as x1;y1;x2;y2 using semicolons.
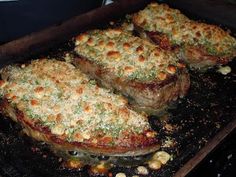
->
0;0;103;44
0;0;235;176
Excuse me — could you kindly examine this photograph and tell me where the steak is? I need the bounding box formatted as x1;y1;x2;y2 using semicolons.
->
74;29;190;114
132;2;236;69
0;59;159;161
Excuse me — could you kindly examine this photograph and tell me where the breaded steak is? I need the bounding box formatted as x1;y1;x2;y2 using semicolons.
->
0;59;159;157
132;2;236;69
74;29;190;114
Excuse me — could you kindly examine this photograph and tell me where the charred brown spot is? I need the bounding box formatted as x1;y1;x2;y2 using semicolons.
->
136;45;144;54
76;34;88;42
30;99;39;106
124;66;133;71
98;40;105;46
166;65;176;74
87;37;95;46
76;87;84;95
34;86;44;93
196;31;201;37
12;95;17;101
106;41;115;48
84;105;91;112
192;25;197;29
138;55;145;62
123;42;131;50
107;51;121;60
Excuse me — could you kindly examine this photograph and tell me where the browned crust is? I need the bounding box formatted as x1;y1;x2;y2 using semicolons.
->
146;30;229;68
134;25;234;69
0;98;160;156
73;56;190;114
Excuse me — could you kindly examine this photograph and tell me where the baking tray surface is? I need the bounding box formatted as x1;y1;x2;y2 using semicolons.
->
0;44;235;177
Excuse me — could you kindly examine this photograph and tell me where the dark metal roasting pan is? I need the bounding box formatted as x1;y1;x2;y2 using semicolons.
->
0;0;235;176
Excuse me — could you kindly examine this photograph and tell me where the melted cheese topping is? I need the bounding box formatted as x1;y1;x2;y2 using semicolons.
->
0;59;152;145
133;3;236;57
75;29;181;82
